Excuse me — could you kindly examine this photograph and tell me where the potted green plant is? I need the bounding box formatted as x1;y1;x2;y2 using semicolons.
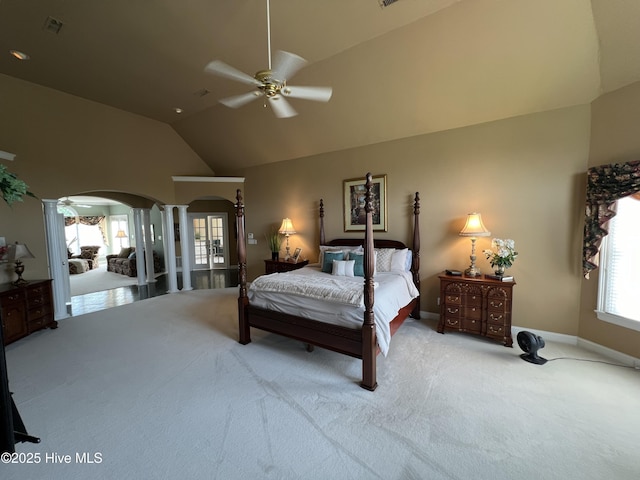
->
0;165;36;206
265;228;283;261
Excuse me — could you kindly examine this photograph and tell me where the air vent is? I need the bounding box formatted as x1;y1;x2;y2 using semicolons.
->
43;16;63;34
379;0;399;7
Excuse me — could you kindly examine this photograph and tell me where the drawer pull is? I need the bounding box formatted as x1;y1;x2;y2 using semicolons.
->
447;307;459;314
488;325;503;333
489;313;504;321
446;319;459;326
490;301;504;308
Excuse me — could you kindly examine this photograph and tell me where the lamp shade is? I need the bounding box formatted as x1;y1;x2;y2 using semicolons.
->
278;218;296;236
459;213;490;237
8;243;35;261
115;229;127;238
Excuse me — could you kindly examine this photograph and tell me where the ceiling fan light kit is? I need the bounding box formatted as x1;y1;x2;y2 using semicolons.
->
204;0;332;118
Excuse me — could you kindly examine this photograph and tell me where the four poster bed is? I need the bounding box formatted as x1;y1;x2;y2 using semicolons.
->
235;173;421;391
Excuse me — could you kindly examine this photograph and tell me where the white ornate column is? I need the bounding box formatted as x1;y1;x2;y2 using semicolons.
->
142;208;155;283
132;208;146;285
177;205;192;291
162;205;179;293
42;199;70;320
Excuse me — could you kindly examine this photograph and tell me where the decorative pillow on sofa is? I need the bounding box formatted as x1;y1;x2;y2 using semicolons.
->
118;247;132;258
128;251;136;260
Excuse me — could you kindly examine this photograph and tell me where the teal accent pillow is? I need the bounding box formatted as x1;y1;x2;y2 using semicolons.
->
349;252;365;277
322;251;344;273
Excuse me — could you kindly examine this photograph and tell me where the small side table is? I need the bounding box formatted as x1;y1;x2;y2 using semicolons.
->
264;259;309;274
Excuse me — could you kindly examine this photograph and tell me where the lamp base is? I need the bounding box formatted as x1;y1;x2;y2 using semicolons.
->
13;261;28;286
464;266;482;277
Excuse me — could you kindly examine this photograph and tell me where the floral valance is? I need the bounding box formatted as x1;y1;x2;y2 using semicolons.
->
583;160;640;278
64;215;108;245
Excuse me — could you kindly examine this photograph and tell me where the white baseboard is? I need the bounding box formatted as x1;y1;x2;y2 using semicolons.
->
422;311;640;368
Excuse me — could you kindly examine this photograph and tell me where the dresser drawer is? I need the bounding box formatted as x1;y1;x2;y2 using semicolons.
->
487;311;507;325
462;318;482;333
464;305;482;320
445;294;461;305
486;323;506;337
0;291;23;307
443;316;461;328
28;303;52;322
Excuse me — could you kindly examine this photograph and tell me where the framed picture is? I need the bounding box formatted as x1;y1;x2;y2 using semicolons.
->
292;247;302;263
343;174;387;232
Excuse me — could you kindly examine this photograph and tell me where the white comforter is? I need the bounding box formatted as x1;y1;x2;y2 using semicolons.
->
248;265;419;356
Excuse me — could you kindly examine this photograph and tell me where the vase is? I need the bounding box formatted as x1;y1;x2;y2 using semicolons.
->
271;252;279;261
494;265;506;276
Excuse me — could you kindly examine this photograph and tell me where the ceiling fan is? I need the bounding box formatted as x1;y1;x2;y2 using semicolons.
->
58;197;91;209
204;0;332;118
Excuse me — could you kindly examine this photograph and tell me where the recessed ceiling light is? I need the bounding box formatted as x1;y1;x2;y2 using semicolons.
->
9;50;30;60
174;107;183;114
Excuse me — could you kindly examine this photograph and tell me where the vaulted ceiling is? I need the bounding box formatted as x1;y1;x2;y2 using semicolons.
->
1;0;639;175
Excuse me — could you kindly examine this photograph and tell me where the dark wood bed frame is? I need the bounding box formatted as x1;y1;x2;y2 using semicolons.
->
235;173;421;391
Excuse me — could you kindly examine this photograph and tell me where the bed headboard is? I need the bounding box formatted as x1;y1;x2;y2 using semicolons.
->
324;238;408;249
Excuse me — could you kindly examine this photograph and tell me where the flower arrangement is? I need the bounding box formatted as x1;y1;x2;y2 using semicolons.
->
0;164;36;206
483;238;518;269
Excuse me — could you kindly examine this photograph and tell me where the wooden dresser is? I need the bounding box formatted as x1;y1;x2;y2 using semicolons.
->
264;259;309;274
0;280;57;345
438;274;515;347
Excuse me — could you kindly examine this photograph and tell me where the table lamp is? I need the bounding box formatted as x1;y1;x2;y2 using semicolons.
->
459;213;490;277
8;242;35;286
278;218;296;261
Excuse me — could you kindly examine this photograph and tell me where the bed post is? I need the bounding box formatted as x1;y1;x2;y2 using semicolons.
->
411;192;421;319
236;189;250;345
361;173;377;391
319;199;325;246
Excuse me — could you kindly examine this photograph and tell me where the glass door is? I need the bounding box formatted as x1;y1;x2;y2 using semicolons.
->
190;213;228;270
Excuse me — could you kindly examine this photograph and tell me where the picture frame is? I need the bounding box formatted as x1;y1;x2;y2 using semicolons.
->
292;247;302;263
343;174;387;232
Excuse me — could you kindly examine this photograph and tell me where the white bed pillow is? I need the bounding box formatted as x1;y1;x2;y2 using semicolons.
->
390;248;410;272
332;259;355;277
375;248;395;272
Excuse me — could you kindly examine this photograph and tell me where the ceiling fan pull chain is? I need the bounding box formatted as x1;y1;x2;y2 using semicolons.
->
266;0;272;70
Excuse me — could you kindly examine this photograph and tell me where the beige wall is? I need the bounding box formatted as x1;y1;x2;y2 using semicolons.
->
239;105;590;337
578;81;640;358
0;74;215;283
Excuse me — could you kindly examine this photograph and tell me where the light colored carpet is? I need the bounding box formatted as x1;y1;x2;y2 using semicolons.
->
69;265;158;296
4;288;640;480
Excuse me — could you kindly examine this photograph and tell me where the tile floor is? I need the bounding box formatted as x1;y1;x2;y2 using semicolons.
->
70;268;239;316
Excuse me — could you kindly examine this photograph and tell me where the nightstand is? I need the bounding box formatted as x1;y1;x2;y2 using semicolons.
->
264;259;309;274
438;274;515;347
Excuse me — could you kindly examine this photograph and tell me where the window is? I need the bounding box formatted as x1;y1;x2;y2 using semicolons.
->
110;215;130;252
597;195;640;330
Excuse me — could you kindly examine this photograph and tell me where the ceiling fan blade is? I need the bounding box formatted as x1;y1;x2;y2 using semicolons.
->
271;50;307;82
204;60;261;86
219;91;261;109
281;85;333;102
268;96;297;118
